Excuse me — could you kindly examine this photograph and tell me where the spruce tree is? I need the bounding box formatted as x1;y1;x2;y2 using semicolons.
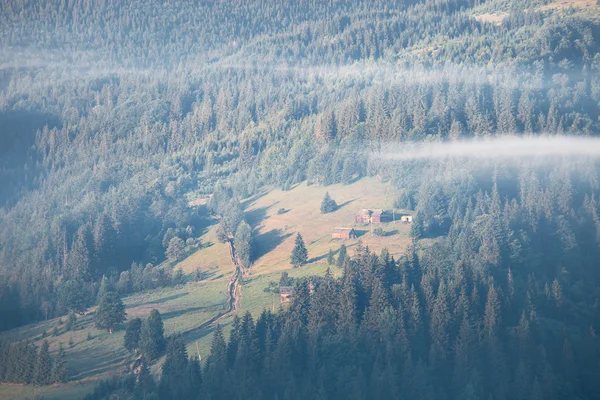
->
290;233;308;268
66;310;77;331
337;244;347;267
51;343;68;383
124;317;142;353
134;358;156;400
95;290;126;333
320;192;337;214
96;275;110;305
140;309;165;361
34;340;52;385
327;248;335;265
159;336;190;399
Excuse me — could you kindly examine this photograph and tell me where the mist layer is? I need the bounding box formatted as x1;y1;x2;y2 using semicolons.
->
373;136;600;161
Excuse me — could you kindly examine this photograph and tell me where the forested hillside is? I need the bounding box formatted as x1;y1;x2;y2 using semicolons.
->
1;0;600;398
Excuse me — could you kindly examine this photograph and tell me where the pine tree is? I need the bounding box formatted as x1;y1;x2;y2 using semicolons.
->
51;343;68;383
124;317;142;353
140;309;165;361
134;358;156;400
66;310;77;331
290;233;308;268
34;340;52;385
159;336;190;399
95;290;126;333
327;248;335;265
96;275;110;305
320;192;337;214
337;244;347;267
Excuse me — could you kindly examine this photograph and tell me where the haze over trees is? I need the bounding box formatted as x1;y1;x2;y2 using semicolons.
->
0;0;600;397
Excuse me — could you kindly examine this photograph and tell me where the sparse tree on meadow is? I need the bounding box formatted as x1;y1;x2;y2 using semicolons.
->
320;192;338;214
95;291;126;333
291;233;308;268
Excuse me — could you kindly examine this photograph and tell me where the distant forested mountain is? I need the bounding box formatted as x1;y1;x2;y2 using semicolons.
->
1;1;600;397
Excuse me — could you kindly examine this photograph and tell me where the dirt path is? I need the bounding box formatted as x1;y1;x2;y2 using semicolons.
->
181;238;241;338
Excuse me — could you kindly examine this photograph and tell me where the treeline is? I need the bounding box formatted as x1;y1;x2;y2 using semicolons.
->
0;340;68;385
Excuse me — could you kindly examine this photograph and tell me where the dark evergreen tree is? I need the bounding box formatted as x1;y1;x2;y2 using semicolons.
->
140;309;165;361
124;318;142;353
33;340;52;385
337;244;348;267
320;192;338;214
51;343;68;384
95;290;126;333
290;234;308;268
327;248;335;266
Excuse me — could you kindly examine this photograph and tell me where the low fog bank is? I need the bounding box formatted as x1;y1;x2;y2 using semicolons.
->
372;136;600;162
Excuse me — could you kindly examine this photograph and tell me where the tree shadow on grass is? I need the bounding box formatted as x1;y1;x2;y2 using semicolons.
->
241;190;270;210
336;198;357;210
67;345;128;380
355;229;369;238
308;253;329;264
126;292;189;308
181;323;217;347
246;205;270;227
147;292;189;305
161;306;211;321
253;229;294;260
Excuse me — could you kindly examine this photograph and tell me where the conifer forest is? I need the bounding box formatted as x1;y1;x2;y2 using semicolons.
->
1;0;600;399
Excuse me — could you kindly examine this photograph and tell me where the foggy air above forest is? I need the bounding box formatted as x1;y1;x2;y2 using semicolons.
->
1;0;600;399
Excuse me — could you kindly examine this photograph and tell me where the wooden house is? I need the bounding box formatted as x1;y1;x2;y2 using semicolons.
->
355;209;371;223
401;215;413;223
280;286;294;303
371;209;384;223
332;227;357;239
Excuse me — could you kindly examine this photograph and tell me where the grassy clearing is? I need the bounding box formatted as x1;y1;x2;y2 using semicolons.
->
243;177;411;278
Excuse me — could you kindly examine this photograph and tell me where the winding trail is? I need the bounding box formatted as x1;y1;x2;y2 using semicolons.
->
181;238;241;337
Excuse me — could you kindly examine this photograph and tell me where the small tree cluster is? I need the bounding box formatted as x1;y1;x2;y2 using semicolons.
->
123;309;166;361
0;340;68;385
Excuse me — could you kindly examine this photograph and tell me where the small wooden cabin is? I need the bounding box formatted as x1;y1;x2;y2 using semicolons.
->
332;227;357;239
401;215;413;223
280;286;294;303
355;209;371;223
371;209;384;223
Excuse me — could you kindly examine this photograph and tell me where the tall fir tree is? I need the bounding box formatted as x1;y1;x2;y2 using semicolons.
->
140;309;165;361
124;317;142;353
51;343;68;383
95;290;126;333
34;340;52;385
290;233;308;268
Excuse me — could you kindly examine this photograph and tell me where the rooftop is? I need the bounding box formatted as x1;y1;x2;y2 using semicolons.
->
333;227;355;234
280;286;294;294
